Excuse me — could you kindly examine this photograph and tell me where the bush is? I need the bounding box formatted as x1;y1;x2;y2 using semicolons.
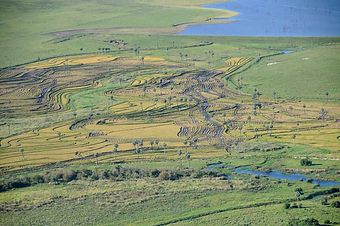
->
150;169;160;178
77;169;93;180
321;198;328;205
98;170;110;179
288;218;320;226
291;203;298;208
300;158;312;166
62;170;77;182
284;202;291;209
50;171;63;182
31;175;44;184
8;178;31;189
331;201;340;208
159;171;170;180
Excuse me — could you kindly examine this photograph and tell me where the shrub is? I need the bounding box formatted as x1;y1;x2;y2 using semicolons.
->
300;158;312;166
321;198;328;205
9;179;31;189
284;202;291;209
50;171;63;182
77;169;93;179
331;201;340;208
62;170;77;182
288;218;320;226
150;169;160;177
159;171;170;180
168;172;182;180
98;170;110;179
291;203;298;208
31;175;44;184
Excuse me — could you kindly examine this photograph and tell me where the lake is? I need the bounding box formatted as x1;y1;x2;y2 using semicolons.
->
179;0;340;37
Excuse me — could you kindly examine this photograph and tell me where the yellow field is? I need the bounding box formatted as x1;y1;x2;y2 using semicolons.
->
26;55;117;69
1;53;339;172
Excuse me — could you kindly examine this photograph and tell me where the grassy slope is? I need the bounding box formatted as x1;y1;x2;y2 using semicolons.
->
0;0;234;67
1;176;338;226
0;0;339;225
239;45;340;100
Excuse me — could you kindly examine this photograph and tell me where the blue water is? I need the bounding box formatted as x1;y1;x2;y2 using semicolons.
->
180;0;340;36
205;163;340;187
235;167;340;187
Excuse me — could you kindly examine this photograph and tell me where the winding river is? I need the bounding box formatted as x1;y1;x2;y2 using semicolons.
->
206;163;340;187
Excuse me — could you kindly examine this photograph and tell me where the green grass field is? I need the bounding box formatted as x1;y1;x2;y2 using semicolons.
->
0;0;339;225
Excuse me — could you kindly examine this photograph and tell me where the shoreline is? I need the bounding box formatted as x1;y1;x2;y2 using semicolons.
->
179;0;340;37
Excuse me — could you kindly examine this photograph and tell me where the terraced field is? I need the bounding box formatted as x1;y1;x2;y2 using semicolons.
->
1;51;339;172
0;14;339;225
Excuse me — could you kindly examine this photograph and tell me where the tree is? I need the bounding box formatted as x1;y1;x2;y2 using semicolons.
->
284;202;291;209
141;56;145;66
132;140;143;159
155;139;159;149
292;134;297;144
94;153;99;165
178;150;183;167
321;198;328;205
185;151;191;168
143;85;147;96
300;158;312;166
331;201;340;208
132;140;139;154
114;144;119;154
288;218;320;226
162;143;167;159
295;187;304;201
319;108;328;120
179;52;184;61
20;148;24;160
272;91;277;102
150;140;154;149
303;104;306;114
